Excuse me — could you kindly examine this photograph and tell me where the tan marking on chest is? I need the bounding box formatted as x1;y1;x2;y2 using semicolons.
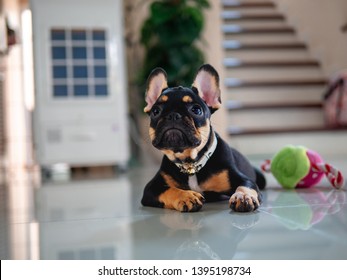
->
201;170;231;192
161;172;179;188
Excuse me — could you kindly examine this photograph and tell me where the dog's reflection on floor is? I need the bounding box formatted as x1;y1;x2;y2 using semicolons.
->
132;207;260;259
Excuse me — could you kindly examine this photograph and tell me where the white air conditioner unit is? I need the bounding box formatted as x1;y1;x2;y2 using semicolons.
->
30;0;129;168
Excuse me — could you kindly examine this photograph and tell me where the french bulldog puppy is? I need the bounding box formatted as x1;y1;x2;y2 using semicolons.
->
141;64;265;212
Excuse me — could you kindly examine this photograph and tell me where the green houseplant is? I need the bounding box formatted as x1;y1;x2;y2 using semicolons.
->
139;0;210;87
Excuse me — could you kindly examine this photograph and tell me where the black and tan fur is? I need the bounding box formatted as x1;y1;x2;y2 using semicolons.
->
141;64;266;212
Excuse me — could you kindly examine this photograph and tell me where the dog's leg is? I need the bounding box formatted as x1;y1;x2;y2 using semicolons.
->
229;186;260;212
227;169;262;212
159;187;205;212
141;172;205;212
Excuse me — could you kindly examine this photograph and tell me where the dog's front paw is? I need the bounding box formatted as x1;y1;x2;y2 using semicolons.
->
229;186;260;212
174;190;205;212
159;188;205;212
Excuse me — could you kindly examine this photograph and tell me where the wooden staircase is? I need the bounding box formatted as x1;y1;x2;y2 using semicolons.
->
221;0;347;157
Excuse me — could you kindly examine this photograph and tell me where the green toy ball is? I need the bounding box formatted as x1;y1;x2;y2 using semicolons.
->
261;145;344;189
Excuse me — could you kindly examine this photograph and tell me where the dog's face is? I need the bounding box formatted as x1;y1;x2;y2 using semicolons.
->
144;64;221;162
149;86;210;154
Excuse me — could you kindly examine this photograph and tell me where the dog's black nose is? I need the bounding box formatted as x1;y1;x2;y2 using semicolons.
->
166;112;182;121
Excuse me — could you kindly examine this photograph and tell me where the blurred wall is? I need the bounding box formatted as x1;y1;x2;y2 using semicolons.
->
274;0;347;76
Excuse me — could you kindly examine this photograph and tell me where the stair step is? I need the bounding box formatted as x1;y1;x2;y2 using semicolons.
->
227;22;294;31
222;25;295;34
226;101;322;111
222;8;278;15
225;50;314;62
227;107;324;131
225;78;327;88
223;21;293;29
228;126;347;136
222;19;292;27
222;11;285;21
223;40;306;50
225;67;324;80
224;58;320;68
222;0;275;8
226;86;325;105
224;33;299;42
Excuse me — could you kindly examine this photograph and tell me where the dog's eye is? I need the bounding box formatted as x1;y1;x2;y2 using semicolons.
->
190;104;203;116
151;106;161;117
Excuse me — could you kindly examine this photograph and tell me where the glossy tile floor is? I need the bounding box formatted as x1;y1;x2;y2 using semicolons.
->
1;159;347;260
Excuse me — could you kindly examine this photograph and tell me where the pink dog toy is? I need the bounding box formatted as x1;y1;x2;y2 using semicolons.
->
261;145;344;189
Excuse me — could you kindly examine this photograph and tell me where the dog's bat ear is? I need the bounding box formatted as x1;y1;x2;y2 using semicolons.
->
192;64;221;111
144;68;168;113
